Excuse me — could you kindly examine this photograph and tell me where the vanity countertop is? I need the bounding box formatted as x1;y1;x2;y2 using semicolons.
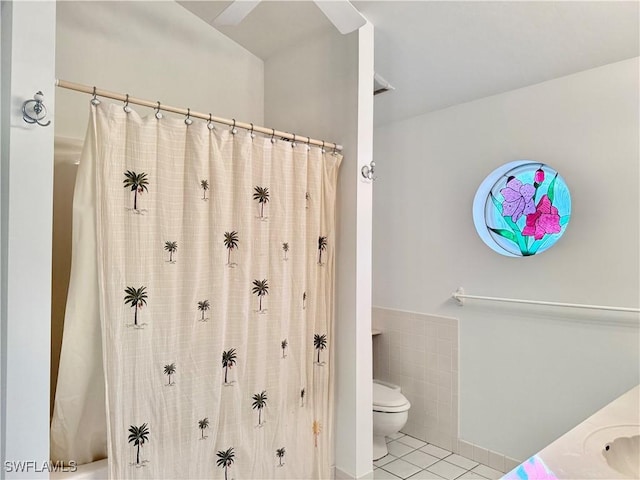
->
503;384;639;479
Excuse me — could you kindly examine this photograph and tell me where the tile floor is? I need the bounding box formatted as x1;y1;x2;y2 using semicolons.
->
373;433;504;480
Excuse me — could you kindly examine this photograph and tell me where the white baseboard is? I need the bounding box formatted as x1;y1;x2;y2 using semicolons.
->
457;438;522;473
334;466;374;479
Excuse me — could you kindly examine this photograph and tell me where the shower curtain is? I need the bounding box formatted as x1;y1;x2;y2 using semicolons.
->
51;102;341;479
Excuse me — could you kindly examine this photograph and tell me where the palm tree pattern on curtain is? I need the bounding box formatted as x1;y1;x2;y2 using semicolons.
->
253;186;270;219
317;236;327;265
223;231;239;267
116;231;330;475
97;112;340;479
198;417;209;440
200;179;209;200
222;348;237;385
123;286;147;328
128;423;150;467
216;447;235;480
252;279;269;313
123;171;148;212
197;300;210;322
163;363;176;386
314;333;327;365
251;391;268;427
113;177;333;476
164;241;177;263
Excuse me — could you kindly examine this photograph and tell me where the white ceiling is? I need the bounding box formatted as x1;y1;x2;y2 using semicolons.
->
179;1;640;126
179;1;337;59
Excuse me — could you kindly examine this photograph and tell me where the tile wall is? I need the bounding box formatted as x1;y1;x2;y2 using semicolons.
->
372;307;459;451
372;307;520;472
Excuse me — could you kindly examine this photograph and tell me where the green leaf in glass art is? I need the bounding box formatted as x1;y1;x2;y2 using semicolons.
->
488;228;517;243
547;173;558;205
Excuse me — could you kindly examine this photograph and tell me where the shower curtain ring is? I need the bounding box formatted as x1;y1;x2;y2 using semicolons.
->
321;140;326;154
306;137;311;151
207;113;214;130
184;108;193;126
91;86;101;106
250;123;256;139
231;119;237;135
271;128;276;144
292;133;297;148
155;101;163;120
123;94;132;113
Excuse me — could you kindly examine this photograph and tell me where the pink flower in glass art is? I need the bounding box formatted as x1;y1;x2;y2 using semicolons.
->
523;195;561;240
500;177;536;222
534;168;545;185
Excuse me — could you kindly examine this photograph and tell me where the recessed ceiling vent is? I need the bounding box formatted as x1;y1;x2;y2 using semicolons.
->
374;73;395;96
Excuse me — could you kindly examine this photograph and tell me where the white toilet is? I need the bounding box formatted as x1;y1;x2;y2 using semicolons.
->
372;379;411;460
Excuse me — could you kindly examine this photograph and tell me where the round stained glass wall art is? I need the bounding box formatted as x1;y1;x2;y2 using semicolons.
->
473;160;571;257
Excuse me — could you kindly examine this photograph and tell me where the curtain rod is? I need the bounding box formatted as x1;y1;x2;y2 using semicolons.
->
55;79;343;152
451;287;640;313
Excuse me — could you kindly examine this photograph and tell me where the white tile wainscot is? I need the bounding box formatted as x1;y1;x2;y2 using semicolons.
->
457;439;521;474
372;307;459;451
372;307;520;476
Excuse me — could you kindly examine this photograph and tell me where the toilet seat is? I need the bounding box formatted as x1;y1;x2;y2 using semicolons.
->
373;381;410;413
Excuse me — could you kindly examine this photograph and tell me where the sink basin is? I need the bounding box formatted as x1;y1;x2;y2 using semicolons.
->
584;425;640;479
603;435;639;478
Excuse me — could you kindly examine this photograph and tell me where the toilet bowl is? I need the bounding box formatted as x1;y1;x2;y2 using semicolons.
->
372;379;411;460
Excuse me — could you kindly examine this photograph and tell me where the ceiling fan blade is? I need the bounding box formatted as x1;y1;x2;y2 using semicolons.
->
212;1;261;27
314;0;367;34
